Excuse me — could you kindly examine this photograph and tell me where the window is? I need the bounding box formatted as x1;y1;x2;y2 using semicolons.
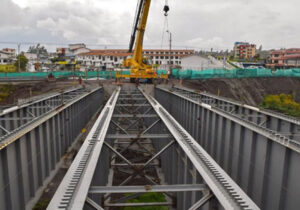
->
160;56;164;59
156;56;159;59
110;56;113;61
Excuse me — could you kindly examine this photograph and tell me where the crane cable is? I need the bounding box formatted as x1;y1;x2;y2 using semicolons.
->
161;0;170;48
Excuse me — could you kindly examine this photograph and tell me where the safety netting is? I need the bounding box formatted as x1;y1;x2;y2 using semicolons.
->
0;68;300;80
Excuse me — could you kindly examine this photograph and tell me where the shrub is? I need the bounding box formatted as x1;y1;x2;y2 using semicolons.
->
260;94;300;117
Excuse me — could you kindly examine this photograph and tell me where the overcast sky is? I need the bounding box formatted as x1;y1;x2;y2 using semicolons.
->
1;0;300;51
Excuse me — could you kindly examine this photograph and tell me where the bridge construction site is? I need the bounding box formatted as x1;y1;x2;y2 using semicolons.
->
1;0;300;209
0;80;300;210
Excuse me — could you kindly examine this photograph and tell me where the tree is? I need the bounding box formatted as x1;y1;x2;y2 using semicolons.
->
14;55;29;72
253;54;261;60
28;44;48;56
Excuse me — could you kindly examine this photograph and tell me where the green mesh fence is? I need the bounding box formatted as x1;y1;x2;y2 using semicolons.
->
1;68;300;80
169;68;300;79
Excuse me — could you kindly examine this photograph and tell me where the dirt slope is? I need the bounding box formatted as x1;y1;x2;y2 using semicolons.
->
182;77;300;106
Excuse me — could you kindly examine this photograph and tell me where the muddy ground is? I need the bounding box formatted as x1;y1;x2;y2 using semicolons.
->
182;77;300;106
0;81;76;106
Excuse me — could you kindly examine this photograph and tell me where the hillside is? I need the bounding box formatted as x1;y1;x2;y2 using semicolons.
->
182;77;300;106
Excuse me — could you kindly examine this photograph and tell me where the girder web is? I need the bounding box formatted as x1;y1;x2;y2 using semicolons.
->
48;85;259;210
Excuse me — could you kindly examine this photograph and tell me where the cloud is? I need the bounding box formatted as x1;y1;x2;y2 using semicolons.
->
1;0;300;51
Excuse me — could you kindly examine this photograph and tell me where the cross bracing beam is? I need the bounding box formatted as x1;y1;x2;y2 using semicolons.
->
189;192;213;210
118;98;147;100
106;134;173;139
85;197;104;210
112;114;157;118
104;202;173;207
116;104;151;107
140;87;260;210
89;184;208;193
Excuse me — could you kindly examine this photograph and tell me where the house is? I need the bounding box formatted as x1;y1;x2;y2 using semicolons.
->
0;51;13;65
267;48;300;69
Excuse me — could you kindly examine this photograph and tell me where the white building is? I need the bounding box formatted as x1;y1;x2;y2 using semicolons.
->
76;49;194;70
181;55;225;70
0;51;13;64
57;43;90;57
24;53;38;72
24;53;38;61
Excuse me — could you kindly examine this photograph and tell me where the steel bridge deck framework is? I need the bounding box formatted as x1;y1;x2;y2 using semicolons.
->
48;85;258;210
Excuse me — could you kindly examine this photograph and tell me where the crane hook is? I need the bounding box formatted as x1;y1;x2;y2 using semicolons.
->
163;0;169;16
163;5;169;16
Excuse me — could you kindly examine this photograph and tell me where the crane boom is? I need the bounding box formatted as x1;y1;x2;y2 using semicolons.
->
132;0;151;65
128;0;144;53
117;0;169;80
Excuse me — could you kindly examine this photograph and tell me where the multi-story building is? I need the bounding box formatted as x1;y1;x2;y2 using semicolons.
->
267;48;300;69
76;49;194;70
233;42;256;59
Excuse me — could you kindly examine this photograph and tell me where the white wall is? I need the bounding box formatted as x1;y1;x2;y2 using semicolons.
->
181;55;224;70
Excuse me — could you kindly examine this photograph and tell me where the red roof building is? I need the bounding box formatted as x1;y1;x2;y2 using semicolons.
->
267;48;300;69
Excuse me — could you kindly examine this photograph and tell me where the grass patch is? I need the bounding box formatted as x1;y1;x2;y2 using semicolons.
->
33;198;50;210
260;94;300;117
0;85;14;102
123;192;168;210
0;65;16;72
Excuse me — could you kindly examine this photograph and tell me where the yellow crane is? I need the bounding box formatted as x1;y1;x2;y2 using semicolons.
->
116;0;169;82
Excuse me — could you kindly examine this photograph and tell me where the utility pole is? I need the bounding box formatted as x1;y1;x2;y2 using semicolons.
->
167;30;172;75
17;43;21;72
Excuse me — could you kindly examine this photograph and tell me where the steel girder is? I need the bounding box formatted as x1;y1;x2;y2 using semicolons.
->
0;87;104;210
155;86;300;210
0;87;91;141
171;86;300;142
